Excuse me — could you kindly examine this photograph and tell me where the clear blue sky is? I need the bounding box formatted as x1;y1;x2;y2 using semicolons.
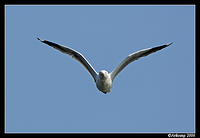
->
5;5;195;133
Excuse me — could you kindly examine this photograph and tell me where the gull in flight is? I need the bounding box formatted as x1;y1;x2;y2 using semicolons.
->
37;38;172;94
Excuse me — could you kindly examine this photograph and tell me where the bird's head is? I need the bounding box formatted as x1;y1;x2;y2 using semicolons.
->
99;70;109;78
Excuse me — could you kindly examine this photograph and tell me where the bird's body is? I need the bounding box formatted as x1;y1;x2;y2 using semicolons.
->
37;38;172;94
96;70;112;94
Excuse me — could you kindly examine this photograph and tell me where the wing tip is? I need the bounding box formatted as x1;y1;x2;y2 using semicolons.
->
166;42;173;46
37;37;44;42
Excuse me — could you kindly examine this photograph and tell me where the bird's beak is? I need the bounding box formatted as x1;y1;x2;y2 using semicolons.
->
100;72;104;76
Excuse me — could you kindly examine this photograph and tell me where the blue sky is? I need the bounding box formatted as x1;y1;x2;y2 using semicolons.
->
5;5;195;133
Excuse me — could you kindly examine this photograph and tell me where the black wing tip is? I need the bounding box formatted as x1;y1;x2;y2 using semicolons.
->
159;42;173;49
166;42;173;46
37;37;44;42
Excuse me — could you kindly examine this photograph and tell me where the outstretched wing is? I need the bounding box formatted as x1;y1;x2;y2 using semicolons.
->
37;38;98;82
110;42;173;81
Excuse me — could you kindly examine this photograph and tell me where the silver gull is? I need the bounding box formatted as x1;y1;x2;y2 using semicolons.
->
37;38;172;94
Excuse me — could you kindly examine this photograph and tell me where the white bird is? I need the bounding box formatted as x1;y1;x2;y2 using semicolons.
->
37;38;172;94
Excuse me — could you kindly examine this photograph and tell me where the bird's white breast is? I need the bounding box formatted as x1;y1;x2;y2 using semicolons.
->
96;74;112;93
